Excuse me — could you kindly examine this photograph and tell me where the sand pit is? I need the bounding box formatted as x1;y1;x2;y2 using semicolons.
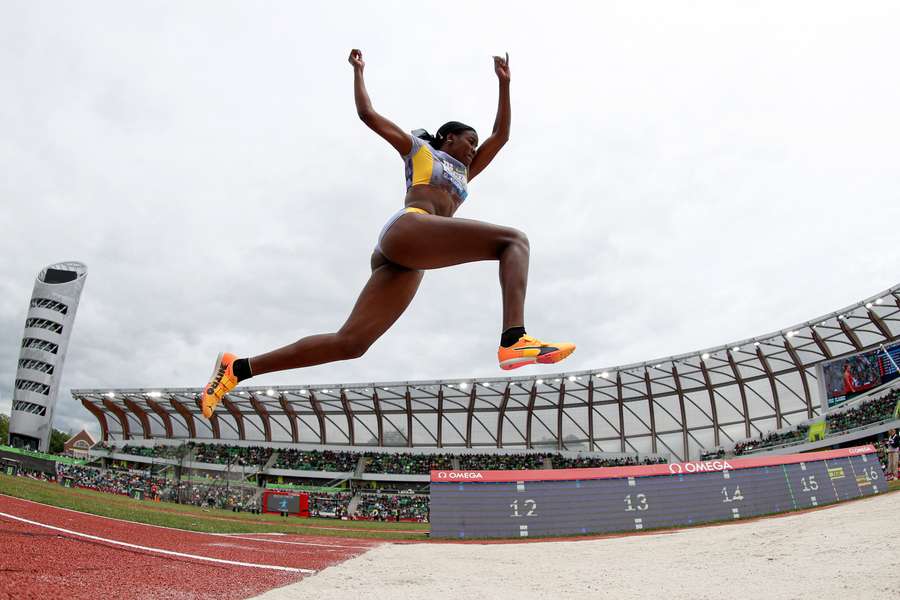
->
253;492;899;600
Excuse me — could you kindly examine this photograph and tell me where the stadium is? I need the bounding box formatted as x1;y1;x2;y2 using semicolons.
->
4;4;900;599
3;281;898;598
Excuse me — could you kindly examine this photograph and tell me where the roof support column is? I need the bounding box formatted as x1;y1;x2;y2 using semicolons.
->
308;391;326;444
699;362;720;448
642;370;658;454
465;386;476;448
145;399;173;439
497;384;511;448
670;366;689;460
123;398;152;439
726;350;752;439
587;379;595;452
525;383;537;449
340;391;355;445
784;341;813;419
755;347;783;430
616;373;625;453
372;390;384;447
249;395;272;442
81;399;110;442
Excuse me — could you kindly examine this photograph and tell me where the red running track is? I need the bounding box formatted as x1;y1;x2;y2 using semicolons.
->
0;494;382;600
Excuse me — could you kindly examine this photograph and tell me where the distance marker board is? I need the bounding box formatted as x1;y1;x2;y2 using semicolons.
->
429;446;883;539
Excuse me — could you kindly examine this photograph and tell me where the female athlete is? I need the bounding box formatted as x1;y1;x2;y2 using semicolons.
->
201;49;574;418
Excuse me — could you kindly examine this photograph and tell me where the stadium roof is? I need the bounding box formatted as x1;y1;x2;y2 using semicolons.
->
73;283;900;461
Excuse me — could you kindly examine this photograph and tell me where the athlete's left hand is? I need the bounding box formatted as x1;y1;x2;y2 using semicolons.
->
493;52;510;83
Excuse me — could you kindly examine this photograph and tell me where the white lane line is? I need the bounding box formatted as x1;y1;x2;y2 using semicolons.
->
223;534;375;550
0;493;365;544
0;511;314;574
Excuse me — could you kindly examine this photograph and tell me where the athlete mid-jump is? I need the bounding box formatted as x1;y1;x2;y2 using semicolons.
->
200;49;575;418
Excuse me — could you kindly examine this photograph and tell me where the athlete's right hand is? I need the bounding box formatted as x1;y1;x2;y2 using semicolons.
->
348;49;365;71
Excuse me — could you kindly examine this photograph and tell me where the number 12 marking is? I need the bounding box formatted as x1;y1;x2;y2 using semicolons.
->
510;499;537;517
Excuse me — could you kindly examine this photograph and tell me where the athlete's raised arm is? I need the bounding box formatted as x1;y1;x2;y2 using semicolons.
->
350;49;412;156
467;53;511;181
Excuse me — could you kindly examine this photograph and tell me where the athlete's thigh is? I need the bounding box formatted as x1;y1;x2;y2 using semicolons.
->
339;256;424;342
379;213;520;270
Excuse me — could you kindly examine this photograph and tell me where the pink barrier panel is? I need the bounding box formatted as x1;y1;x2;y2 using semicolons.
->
430;444;876;483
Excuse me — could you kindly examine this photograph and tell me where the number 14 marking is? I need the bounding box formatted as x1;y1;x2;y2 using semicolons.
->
721;485;744;503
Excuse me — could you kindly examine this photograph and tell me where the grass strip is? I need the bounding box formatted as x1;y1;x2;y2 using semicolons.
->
0;474;427;540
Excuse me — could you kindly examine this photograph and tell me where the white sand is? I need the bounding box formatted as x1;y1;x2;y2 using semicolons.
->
254;493;899;600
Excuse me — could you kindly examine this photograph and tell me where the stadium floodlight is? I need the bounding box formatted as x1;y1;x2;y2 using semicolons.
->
865;302;873;308
105;392;115;398
876;298;884;304
148;391;162;398
459;382;468;390
786;331;795;338
554;378;561;383
754;341;761;346
266;389;275;396
732;346;740;352
536;379;544;385
600;371;609;378
482;382;491;387
568;375;576;382
701;353;710;360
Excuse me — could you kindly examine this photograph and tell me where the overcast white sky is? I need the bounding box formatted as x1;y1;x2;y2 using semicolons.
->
3;1;899;439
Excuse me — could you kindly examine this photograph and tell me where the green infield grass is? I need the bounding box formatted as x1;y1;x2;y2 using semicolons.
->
0;474;428;540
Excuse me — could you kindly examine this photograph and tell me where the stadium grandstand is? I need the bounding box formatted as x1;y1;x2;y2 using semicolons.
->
72;283;900;462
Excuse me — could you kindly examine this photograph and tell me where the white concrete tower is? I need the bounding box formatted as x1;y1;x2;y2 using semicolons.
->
8;262;87;452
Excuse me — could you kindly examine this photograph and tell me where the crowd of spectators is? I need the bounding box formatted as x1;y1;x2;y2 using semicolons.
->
733;388;899;456
273;449;358;471
733;425;810;456
55;464;259;510
552;454;667;468
56;464;174;500
177;480;259;510
118;444;184;460
100;442;666;474
365;452;454;474
826;390;898;435
355;492;429;522
459;453;545;470
192;444;274;467
308;491;354;518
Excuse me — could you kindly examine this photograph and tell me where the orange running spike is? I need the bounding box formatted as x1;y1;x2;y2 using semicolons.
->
200;352;238;418
497;334;575;370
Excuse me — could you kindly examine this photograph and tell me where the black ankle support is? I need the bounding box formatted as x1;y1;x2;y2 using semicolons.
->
500;326;527;348
233;358;253;382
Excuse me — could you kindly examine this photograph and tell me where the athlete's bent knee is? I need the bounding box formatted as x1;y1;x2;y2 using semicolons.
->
336;332;372;360
506;228;529;253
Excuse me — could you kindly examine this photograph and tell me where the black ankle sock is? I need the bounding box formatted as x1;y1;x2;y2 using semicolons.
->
233;358;253;382
500;326;527;348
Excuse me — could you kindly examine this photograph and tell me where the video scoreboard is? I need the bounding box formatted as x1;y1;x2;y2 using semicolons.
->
261;490;309;517
429;446;883;539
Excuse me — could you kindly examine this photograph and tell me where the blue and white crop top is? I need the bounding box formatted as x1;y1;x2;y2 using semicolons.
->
403;135;468;201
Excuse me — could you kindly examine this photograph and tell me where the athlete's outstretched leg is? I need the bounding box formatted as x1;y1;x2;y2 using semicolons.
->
249;255;423;376
378;212;574;370
200;254;422;417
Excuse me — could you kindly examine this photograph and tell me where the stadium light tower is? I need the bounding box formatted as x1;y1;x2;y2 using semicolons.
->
8;262;87;452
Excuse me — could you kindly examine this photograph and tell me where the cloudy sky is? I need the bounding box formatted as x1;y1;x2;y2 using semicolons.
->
3;1;899;439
